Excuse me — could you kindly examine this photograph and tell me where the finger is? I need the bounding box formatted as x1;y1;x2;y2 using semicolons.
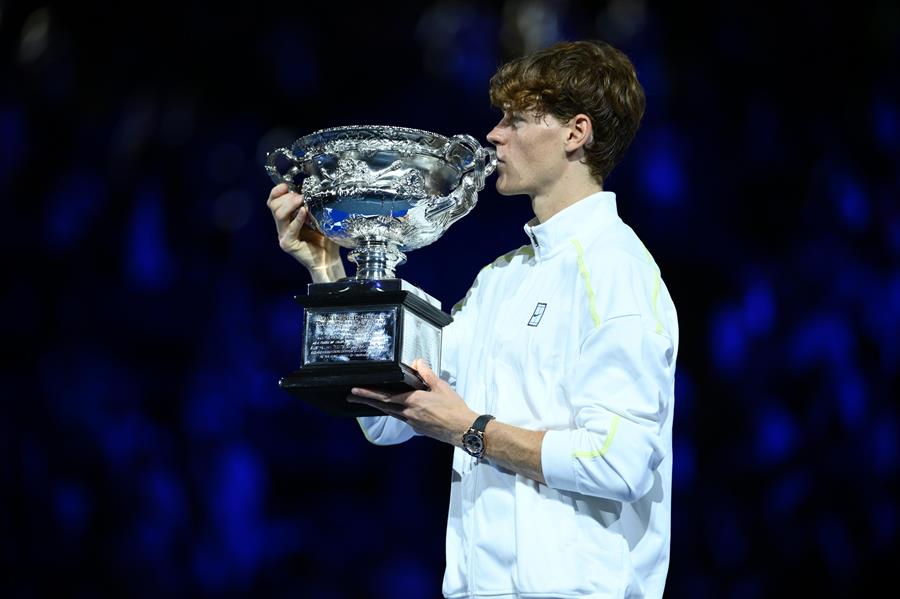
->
281;212;306;243
267;182;290;203
353;387;417;406
411;359;441;388
350;387;396;402
273;193;305;222
347;395;408;420
273;193;303;220
282;205;308;236
267;191;290;217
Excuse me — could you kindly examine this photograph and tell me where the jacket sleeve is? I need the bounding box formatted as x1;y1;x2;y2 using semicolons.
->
540;314;675;503
356;415;417;445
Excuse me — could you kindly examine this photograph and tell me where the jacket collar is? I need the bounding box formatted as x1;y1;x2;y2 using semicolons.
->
523;191;620;261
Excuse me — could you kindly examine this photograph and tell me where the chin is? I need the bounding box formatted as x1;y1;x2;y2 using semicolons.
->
494;180;520;197
496;187;527;198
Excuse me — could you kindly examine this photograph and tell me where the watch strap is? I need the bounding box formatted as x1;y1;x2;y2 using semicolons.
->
471;414;495;433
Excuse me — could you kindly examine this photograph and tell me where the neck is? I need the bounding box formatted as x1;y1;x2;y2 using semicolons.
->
530;171;603;223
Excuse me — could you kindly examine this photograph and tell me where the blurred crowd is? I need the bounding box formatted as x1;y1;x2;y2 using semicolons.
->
2;1;898;597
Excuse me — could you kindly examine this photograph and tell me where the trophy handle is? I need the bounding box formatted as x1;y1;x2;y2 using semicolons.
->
265;146;304;189
442;135;497;226
443;134;481;172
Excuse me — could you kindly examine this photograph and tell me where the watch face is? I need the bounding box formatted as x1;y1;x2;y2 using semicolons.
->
463;432;484;456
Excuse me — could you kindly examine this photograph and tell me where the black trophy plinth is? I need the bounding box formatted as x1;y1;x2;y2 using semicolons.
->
279;279;453;417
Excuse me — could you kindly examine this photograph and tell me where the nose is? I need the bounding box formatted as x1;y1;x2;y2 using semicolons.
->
486;123;503;146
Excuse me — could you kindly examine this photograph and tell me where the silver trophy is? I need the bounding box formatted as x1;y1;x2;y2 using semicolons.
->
266;125;496;416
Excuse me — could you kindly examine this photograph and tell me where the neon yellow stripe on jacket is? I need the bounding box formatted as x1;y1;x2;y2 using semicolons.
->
570;238;602;329
573;415;621;458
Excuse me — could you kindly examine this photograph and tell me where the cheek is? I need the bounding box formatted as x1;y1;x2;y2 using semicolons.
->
518;144;546;170
522;131;554;157
531;134;564;163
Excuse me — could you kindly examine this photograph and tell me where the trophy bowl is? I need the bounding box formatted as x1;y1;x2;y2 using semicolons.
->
266;125;497;279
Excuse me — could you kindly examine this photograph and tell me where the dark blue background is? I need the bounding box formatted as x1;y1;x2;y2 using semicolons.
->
2;1;898;597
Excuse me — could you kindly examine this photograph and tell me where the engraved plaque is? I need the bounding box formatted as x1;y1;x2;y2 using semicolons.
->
304;308;398;364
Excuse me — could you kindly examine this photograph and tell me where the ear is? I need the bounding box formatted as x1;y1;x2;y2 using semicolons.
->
564;114;593;153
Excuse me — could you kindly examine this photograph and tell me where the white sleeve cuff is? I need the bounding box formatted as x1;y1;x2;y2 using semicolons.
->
541;429;579;492
357;416;385;444
357;415;418;445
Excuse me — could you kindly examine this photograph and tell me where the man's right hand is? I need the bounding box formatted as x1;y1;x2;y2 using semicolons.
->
266;183;346;283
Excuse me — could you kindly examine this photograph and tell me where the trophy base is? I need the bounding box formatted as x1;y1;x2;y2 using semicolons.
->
282;278;452;417
279;362;427;417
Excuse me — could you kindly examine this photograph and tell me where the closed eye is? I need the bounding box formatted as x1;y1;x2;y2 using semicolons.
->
502;113;525;128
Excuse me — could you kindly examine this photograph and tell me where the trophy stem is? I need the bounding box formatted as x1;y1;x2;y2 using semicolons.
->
348;240;407;280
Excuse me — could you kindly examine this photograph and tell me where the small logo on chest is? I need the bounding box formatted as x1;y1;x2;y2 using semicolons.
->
527;302;548;327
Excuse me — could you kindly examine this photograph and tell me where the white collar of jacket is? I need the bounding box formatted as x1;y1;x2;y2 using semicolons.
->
523;191;619;261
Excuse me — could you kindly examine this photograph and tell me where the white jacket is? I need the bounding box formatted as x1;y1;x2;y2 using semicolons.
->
359;192;679;598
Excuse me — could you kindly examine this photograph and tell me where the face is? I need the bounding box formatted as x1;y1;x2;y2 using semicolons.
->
486;110;569;198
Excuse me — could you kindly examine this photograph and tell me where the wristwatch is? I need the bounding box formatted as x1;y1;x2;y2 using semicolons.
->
462;414;495;459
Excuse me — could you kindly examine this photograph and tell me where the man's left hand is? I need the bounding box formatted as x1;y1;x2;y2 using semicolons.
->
348;359;478;447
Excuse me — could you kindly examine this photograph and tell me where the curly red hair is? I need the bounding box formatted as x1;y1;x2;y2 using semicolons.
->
489;40;646;184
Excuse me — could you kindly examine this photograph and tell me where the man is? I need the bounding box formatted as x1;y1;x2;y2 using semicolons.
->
267;40;678;599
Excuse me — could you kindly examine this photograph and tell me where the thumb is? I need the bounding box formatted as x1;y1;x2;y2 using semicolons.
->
413;358;440;387
283;205;307;236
